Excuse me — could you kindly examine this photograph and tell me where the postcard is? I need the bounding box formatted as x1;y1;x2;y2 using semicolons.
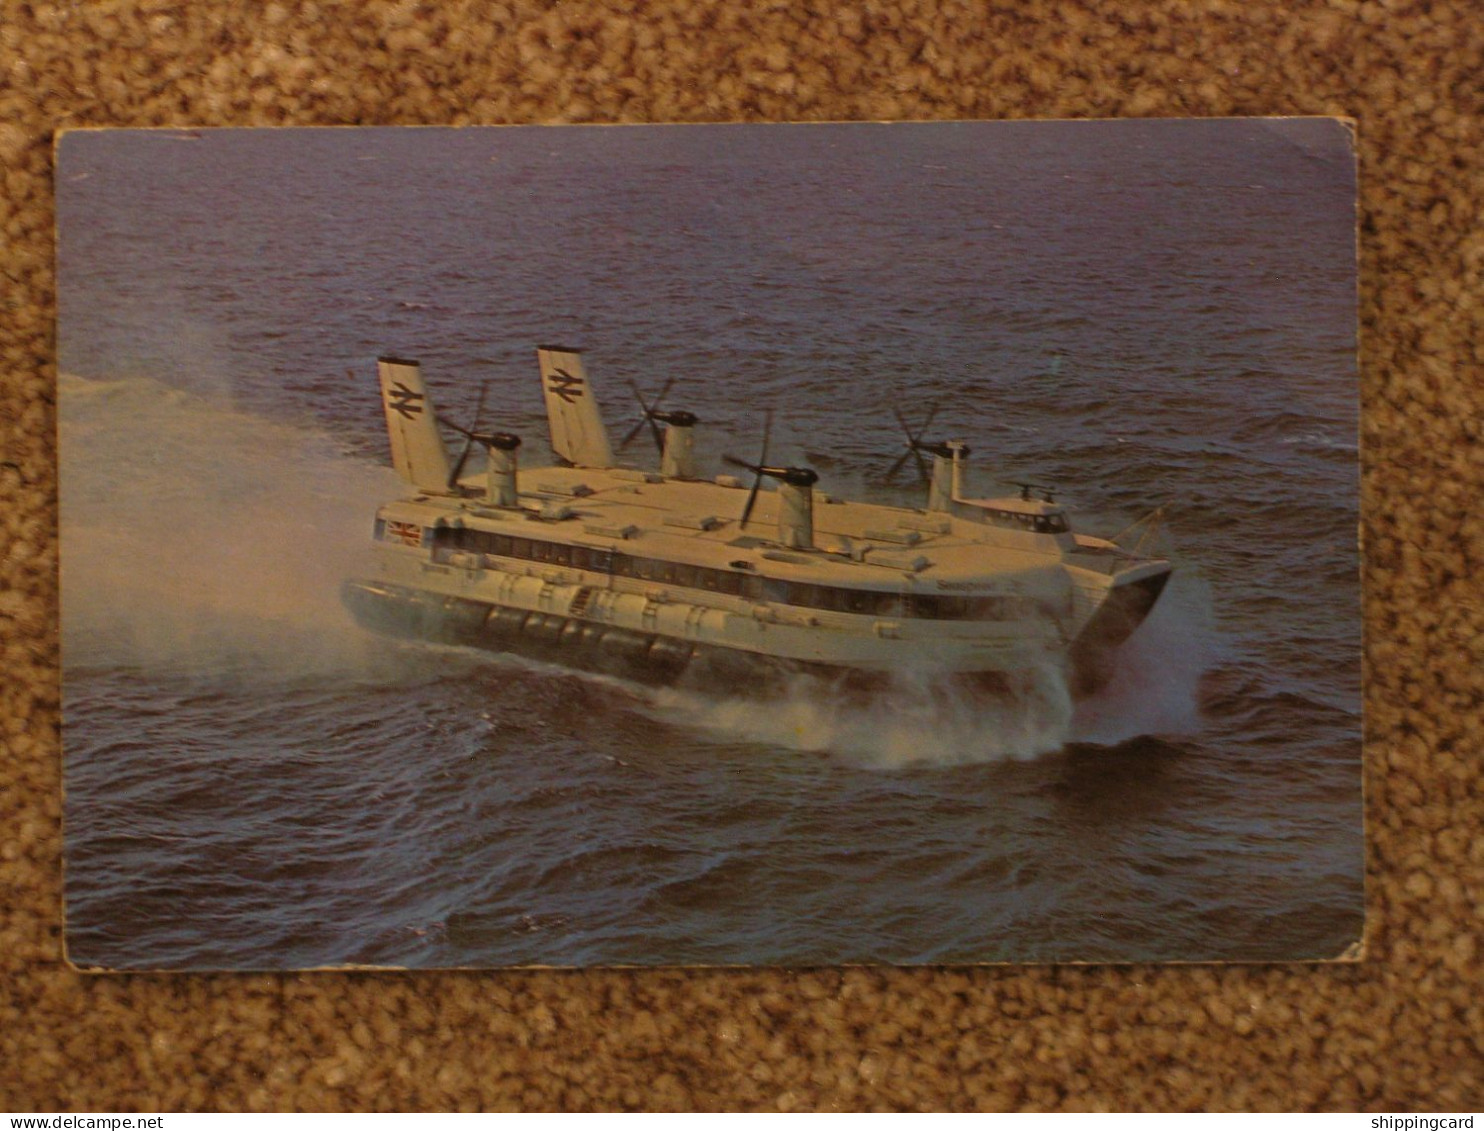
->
57;119;1361;969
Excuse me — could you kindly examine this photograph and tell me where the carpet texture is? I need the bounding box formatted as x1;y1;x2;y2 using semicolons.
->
2;0;1481;1112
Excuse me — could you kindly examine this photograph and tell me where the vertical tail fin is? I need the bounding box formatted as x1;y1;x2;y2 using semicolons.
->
377;356;453;492
537;345;615;468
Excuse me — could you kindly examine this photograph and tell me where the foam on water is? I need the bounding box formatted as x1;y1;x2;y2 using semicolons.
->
645;582;1220;768
646;661;1075;768
642;568;1222;766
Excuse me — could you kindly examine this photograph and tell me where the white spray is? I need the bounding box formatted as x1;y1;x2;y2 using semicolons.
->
58;373;405;682
644;573;1219;768
646;657;1077;769
1069;568;1219;745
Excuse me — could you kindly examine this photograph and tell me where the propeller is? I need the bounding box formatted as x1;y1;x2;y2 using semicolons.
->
442;379;492;489
722;412;821;528
618;376;679;454
885;400;943;484
437;411;521;459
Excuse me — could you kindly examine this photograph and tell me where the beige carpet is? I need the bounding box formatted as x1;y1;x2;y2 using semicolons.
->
3;0;1481;1111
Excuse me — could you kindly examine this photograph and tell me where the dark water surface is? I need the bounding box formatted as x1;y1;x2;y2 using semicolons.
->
57;121;1361;968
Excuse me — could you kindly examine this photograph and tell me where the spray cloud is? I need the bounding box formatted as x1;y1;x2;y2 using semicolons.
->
59;373;403;683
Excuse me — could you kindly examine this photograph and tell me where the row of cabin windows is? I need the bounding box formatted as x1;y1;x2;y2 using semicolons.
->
383;521;1039;622
981;509;1070;534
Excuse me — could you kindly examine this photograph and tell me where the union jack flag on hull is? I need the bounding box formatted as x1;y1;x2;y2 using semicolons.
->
386;520;424;547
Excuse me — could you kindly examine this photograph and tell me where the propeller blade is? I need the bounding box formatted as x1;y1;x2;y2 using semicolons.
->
469;379;491;429
918;399;940;438
885;401;941;487
619;376;678;453
911;445;930;485
644;376;675;454
437;414;477;440
884;448;913;482
650;374;677;411
722;456;764;525
447;380;492;488
448;442;474;488
618;381;651;451
732;410;772;529
618;416;649;451
891;404;916;445
740;475;762;528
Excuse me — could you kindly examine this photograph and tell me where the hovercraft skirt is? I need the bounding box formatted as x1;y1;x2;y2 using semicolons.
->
341;578;869;693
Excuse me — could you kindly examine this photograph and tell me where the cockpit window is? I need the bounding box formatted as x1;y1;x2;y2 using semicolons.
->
984;509;1068;534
